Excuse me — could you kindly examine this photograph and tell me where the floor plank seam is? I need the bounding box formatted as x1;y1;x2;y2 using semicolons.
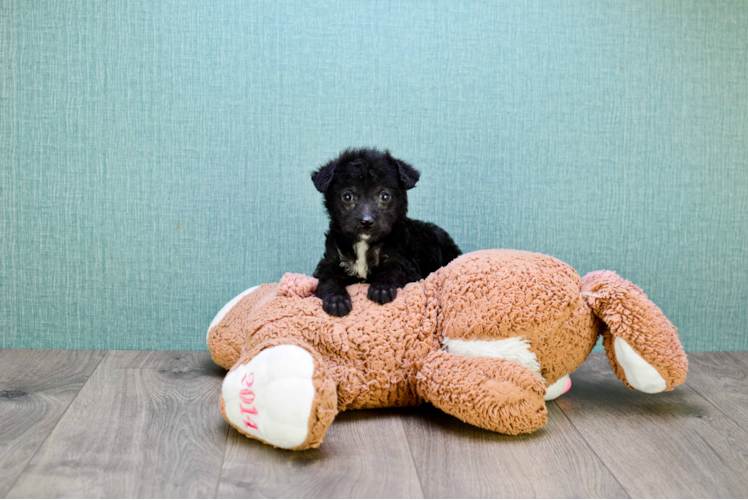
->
400;415;428;499
550;400;632;499
683;379;748;436
3;350;109;499
213;422;232;499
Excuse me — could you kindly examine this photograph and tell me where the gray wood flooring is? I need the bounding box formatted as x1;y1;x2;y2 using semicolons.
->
1;350;747;498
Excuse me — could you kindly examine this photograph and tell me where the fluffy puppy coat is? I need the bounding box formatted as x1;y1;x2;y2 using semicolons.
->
312;148;461;316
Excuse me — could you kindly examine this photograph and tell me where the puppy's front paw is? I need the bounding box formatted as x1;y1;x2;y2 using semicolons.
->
322;292;352;317
368;283;398;304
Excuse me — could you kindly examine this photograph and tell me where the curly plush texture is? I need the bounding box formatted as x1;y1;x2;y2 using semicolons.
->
208;249;688;449
417;350;548;434
208;283;277;370
581;270;688;390
242;278;440;410
436;250;600;387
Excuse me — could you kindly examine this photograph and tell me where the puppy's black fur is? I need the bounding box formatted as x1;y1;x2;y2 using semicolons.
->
312;148;461;316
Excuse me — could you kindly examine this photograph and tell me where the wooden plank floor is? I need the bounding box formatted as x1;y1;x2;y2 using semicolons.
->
1;350;747;498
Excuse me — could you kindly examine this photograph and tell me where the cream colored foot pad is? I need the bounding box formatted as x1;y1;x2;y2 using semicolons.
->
222;345;315;448
614;337;667;393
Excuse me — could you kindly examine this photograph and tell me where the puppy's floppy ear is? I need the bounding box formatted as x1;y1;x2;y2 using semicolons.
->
387;152;420;190
311;159;337;193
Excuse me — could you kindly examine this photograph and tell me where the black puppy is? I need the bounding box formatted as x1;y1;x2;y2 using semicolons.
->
312;148;461;316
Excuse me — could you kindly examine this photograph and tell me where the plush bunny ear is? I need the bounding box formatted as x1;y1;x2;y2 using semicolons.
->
311;159;337;193
387;152;420;190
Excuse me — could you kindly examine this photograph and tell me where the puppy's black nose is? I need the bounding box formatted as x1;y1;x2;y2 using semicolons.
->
360;216;374;228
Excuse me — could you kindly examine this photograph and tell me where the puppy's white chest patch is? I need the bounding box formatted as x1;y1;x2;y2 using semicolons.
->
351;241;369;279
339;241;369;279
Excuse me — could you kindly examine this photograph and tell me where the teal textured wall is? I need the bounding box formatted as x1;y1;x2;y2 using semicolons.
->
2;1;747;351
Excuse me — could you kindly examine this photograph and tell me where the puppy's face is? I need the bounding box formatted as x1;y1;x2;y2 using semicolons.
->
313;149;420;242
327;165;403;242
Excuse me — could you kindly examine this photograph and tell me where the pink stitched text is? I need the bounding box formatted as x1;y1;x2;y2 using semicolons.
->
239;373;258;430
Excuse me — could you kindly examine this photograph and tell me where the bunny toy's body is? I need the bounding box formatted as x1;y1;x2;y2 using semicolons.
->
207;250;687;450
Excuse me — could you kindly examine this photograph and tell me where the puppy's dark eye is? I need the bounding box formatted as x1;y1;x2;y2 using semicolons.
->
342;192;353;203
380;192;391;202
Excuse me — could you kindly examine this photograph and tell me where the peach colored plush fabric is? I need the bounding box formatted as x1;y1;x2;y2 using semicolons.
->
582;270;688;390
417;350;548;434
208;283;277;370
208;249;688;449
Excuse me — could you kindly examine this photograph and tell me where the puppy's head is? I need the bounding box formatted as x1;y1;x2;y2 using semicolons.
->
312;148;420;242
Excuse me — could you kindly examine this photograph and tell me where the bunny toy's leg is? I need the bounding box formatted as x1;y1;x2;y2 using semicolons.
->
220;339;338;450
544;374;572;400
582;270;688;393
442;337;573;401
416;350;548;435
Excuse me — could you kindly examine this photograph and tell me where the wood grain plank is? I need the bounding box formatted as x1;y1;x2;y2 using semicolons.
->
685;352;748;433
0;349;105;498
401;401;628;498
556;353;748;498
8;351;228;498
217;409;424;498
